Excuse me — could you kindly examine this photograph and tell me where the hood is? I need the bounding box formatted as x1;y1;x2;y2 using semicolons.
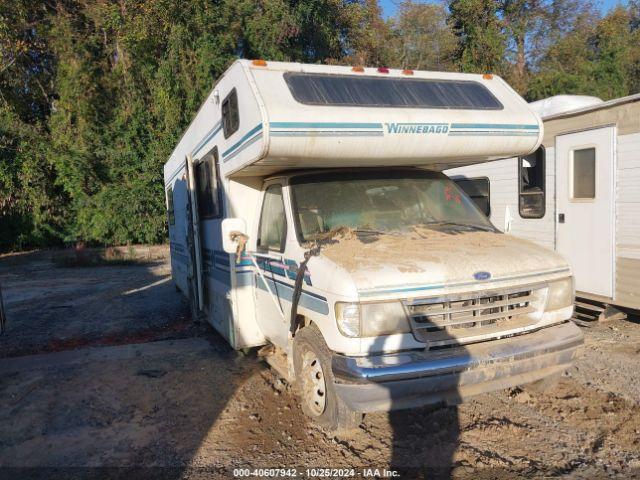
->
319;228;569;296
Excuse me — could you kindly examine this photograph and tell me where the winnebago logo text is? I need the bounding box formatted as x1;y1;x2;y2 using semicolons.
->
385;123;449;134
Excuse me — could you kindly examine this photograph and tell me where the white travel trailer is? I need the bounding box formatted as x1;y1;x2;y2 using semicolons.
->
164;60;582;430
448;94;640;320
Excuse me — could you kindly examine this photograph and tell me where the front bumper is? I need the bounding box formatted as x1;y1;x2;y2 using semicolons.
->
332;321;583;413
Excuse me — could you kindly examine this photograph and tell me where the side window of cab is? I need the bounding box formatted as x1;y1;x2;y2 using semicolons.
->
257;184;287;253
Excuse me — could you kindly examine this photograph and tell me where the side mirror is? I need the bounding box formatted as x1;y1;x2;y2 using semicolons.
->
221;218;248;254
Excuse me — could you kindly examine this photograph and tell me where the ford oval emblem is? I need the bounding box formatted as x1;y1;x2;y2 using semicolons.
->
474;271;491;281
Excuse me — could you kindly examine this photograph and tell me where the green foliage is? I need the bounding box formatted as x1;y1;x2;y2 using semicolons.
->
1;0;640;252
448;0;506;74
526;7;637;100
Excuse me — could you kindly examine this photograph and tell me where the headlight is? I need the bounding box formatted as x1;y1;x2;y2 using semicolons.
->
335;301;411;338
546;277;574;311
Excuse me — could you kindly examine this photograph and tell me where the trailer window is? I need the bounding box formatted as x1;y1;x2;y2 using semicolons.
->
519;147;545;218
195;148;223;219
454;177;490;217
222;89;239;138
258;184;287;253
166;186;175;225
284;73;503;110
572;147;596;199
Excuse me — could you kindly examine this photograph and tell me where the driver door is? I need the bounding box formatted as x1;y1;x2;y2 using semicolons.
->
253;183;290;349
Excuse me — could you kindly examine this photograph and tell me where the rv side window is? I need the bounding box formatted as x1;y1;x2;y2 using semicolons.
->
454;177;490;216
195;149;223;219
572;147;596;199
257;184;287;253
166;186;175;225
519;147;545;218
222;89;239;138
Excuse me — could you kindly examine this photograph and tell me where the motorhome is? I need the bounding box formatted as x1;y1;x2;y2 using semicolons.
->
448;94;640;322
164;60;583;430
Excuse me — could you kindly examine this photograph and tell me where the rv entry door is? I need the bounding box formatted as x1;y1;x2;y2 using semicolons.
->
556;126;615;298
185;156;205;314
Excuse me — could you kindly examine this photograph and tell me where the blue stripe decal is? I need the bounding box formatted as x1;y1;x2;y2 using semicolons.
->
448;132;540;137
223;124;263;159
255;276;329;315
170;252;190;266
358;267;570;297
271;131;383;137
450;123;539;130
191;121;223;158
270;122;383;129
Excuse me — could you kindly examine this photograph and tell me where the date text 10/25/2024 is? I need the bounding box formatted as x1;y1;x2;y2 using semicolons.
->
233;468;401;478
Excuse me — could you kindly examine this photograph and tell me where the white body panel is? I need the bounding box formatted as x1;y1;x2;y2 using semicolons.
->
556;127;615;297
165;60;543;183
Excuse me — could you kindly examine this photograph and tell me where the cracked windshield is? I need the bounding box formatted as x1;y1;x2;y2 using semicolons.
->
291;170;494;242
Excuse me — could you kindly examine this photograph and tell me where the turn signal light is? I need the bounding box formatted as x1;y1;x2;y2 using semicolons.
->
252;59;268;67
352;66;365;72
402;69;414;75
483;73;493;79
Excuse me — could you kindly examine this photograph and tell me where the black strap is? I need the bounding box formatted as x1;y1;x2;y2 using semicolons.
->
289;247;320;336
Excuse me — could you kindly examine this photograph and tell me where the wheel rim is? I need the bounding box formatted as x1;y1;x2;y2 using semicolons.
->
301;350;326;416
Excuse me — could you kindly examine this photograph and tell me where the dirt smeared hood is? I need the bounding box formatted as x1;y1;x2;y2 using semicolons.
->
319;228;568;293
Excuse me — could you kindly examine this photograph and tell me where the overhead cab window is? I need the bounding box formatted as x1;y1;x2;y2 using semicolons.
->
454;177;490;217
519;147;545;219
195;148;223;219
222;89;239;138
284;72;503;110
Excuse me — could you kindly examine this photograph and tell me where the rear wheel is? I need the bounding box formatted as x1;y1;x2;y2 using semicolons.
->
293;324;363;432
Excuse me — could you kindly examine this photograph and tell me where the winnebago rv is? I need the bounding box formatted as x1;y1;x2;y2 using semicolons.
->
164;60;583;430
448;94;640;320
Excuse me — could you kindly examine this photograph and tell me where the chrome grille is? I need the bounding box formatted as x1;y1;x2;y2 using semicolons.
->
404;287;542;346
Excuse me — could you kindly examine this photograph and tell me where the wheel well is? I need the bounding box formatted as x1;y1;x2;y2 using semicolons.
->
294;314;312;334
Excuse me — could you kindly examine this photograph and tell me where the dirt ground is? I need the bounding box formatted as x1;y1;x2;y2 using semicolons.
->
1;249;639;479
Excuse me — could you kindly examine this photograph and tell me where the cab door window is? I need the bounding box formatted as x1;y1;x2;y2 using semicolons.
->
257;184;287;252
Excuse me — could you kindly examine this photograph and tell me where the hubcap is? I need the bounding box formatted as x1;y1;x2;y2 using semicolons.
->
301;350;326;416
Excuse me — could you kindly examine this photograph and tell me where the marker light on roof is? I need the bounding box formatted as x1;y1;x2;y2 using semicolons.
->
352;66;365;72
483;73;493;79
252;59;267;67
402;69;414;75
377;67;389;74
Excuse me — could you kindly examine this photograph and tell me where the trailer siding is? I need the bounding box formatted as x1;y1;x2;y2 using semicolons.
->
616;132;640;308
542;100;640;146
447;147;556;252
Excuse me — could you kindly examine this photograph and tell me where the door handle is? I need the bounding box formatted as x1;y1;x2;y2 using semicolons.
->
558;213;565;223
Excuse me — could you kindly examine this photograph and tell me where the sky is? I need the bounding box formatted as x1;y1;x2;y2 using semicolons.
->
379;0;630;19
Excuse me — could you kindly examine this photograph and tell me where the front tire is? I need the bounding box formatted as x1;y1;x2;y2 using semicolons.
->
293;324;363;432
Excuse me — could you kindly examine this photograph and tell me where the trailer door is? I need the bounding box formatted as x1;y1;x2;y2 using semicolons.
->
556;126;615;298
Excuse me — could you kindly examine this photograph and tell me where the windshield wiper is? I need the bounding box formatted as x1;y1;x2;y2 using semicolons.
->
421;221;494;232
351;228;390;236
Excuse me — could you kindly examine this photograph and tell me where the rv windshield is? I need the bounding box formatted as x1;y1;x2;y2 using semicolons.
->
290;170;495;243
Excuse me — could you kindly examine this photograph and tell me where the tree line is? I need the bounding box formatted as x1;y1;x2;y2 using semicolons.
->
1;0;639;252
